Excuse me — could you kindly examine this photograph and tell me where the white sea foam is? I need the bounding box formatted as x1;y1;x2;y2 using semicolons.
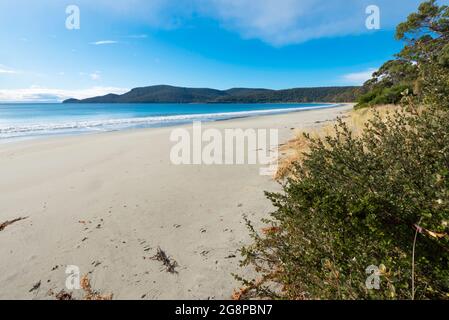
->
0;104;340;139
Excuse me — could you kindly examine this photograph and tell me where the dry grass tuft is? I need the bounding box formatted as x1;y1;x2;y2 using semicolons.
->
275;105;402;180
261;226;281;235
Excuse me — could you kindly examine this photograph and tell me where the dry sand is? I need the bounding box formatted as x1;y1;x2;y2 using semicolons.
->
0;104;351;300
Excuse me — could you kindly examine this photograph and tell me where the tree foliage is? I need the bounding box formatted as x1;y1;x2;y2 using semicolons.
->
357;0;449;108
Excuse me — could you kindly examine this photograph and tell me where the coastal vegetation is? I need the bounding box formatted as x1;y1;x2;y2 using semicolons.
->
356;0;449;108
235;0;449;300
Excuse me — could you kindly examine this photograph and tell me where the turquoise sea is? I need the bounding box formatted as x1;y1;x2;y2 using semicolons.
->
0;102;338;142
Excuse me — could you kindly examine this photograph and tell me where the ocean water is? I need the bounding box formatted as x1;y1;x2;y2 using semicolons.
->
0;103;337;142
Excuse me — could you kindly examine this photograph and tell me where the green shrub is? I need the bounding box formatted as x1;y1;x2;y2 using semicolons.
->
356;85;412;109
356;89;382;108
235;104;449;300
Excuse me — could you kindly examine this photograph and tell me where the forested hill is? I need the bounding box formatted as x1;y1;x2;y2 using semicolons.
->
63;85;361;103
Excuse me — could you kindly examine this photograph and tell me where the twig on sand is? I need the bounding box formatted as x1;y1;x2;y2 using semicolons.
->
29;280;41;293
151;247;178;274
0;217;28;231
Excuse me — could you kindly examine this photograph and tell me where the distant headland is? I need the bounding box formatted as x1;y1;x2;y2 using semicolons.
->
63;85;361;104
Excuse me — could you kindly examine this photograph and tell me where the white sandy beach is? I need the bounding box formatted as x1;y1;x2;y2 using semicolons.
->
0;104;351;300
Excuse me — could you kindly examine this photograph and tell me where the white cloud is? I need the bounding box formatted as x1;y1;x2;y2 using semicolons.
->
0;86;129;103
202;0;325;45
90;72;101;81
341;68;377;85
128;34;148;39
205;0;426;45
0;65;19;74
90;40;118;45
201;0;395;46
86;0;424;46
79;71;101;81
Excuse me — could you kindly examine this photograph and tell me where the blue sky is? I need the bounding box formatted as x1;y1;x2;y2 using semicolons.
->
0;0;445;102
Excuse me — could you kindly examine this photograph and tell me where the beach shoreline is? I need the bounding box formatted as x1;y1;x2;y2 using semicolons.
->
0;104;352;300
0;102;345;145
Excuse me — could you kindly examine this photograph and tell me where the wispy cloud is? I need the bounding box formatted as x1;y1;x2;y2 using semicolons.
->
88;0;424;46
341;68;377;85
202;0;326;46
201;0;426;46
0;86;129;103
90;40;118;45
79;71;102;81
128;34;148;39
90;72;101;81
0;64;19;74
